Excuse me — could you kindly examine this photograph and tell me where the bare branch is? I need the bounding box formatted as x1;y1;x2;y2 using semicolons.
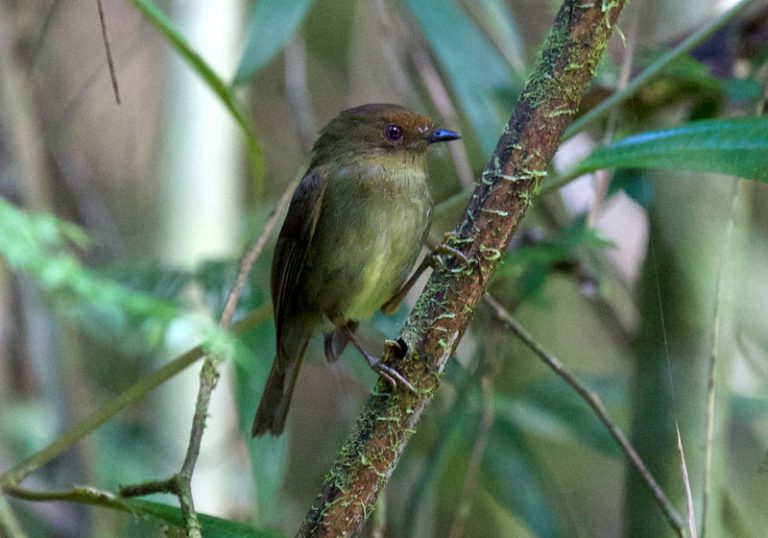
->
484;294;685;536
95;0;121;104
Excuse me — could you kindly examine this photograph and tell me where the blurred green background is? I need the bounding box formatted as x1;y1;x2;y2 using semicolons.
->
1;0;768;536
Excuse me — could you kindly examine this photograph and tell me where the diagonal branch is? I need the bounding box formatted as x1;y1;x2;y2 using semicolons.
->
483;294;685;536
298;1;627;535
95;0;120;104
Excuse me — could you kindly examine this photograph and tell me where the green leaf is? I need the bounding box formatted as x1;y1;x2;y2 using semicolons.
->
460;0;526;76
505;220;614;269
730;394;768;418
496;377;626;458
233;321;290;526
403;0;515;154
607;169;653;207
128;0;264;191
99;264;193;303
128;500;284;537
572;117;768;182
483;420;560;537
719;76;763;102
234;0;317;83
0;199;177;325
496;218;613;301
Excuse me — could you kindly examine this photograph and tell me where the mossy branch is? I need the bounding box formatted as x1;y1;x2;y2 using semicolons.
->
298;1;627;535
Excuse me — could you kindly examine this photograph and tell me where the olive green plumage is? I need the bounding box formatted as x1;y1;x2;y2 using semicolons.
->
252;104;460;436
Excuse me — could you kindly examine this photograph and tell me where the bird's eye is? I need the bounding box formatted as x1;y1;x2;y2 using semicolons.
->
384;124;404;143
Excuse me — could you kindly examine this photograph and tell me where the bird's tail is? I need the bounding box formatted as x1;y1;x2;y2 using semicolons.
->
251;340;308;437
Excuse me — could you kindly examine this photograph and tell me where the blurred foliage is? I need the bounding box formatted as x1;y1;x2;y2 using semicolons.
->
403;0;517;153
235;0;317;83
129;0;264;186
0;198;178;350
496;218;615;303
1;0;768;537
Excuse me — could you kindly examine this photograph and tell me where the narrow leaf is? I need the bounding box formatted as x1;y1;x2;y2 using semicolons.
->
573;117;768;182
234;0;317;83
403;0;515;153
234;322;290;526
483;420;560;537
129;0;264;189
0;198;177;322
128;500;284;537
495;377;625;458
460;0;526;75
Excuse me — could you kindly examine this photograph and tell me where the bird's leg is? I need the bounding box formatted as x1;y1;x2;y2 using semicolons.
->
381;241;472;315
335;321;416;394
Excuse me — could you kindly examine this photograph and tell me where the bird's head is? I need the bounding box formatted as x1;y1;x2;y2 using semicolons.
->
311;104;460;166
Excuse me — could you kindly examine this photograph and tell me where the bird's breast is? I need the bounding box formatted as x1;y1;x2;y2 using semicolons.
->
310;162;432;321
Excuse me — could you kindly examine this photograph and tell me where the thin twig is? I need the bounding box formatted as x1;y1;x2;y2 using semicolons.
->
676;429;697;538
0;183;286;488
648;236;697;538
700;180;741;538
3;483;214;530
1;344;199;489
447;374;495;538
95;0;121;104
5;484;132;512
0;495;27;538
118;179;296;535
0;306;270;489
219;179;298;327
483;293;685;537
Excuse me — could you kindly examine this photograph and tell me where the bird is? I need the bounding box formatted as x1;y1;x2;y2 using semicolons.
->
252;103;460;436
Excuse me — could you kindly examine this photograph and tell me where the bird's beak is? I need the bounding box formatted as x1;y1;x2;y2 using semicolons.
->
427;128;461;143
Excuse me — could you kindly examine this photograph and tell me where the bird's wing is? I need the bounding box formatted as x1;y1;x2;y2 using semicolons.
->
270;169;327;367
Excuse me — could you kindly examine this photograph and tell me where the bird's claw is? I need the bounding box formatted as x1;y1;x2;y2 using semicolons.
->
364;348;416;394
384;338;408;360
430;242;470;273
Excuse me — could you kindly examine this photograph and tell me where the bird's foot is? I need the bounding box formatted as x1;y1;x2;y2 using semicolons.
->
365;343;416;394
384;338;408;360
429;238;471;273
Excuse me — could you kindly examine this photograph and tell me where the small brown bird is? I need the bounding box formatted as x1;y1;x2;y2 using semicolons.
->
252;104;460;436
